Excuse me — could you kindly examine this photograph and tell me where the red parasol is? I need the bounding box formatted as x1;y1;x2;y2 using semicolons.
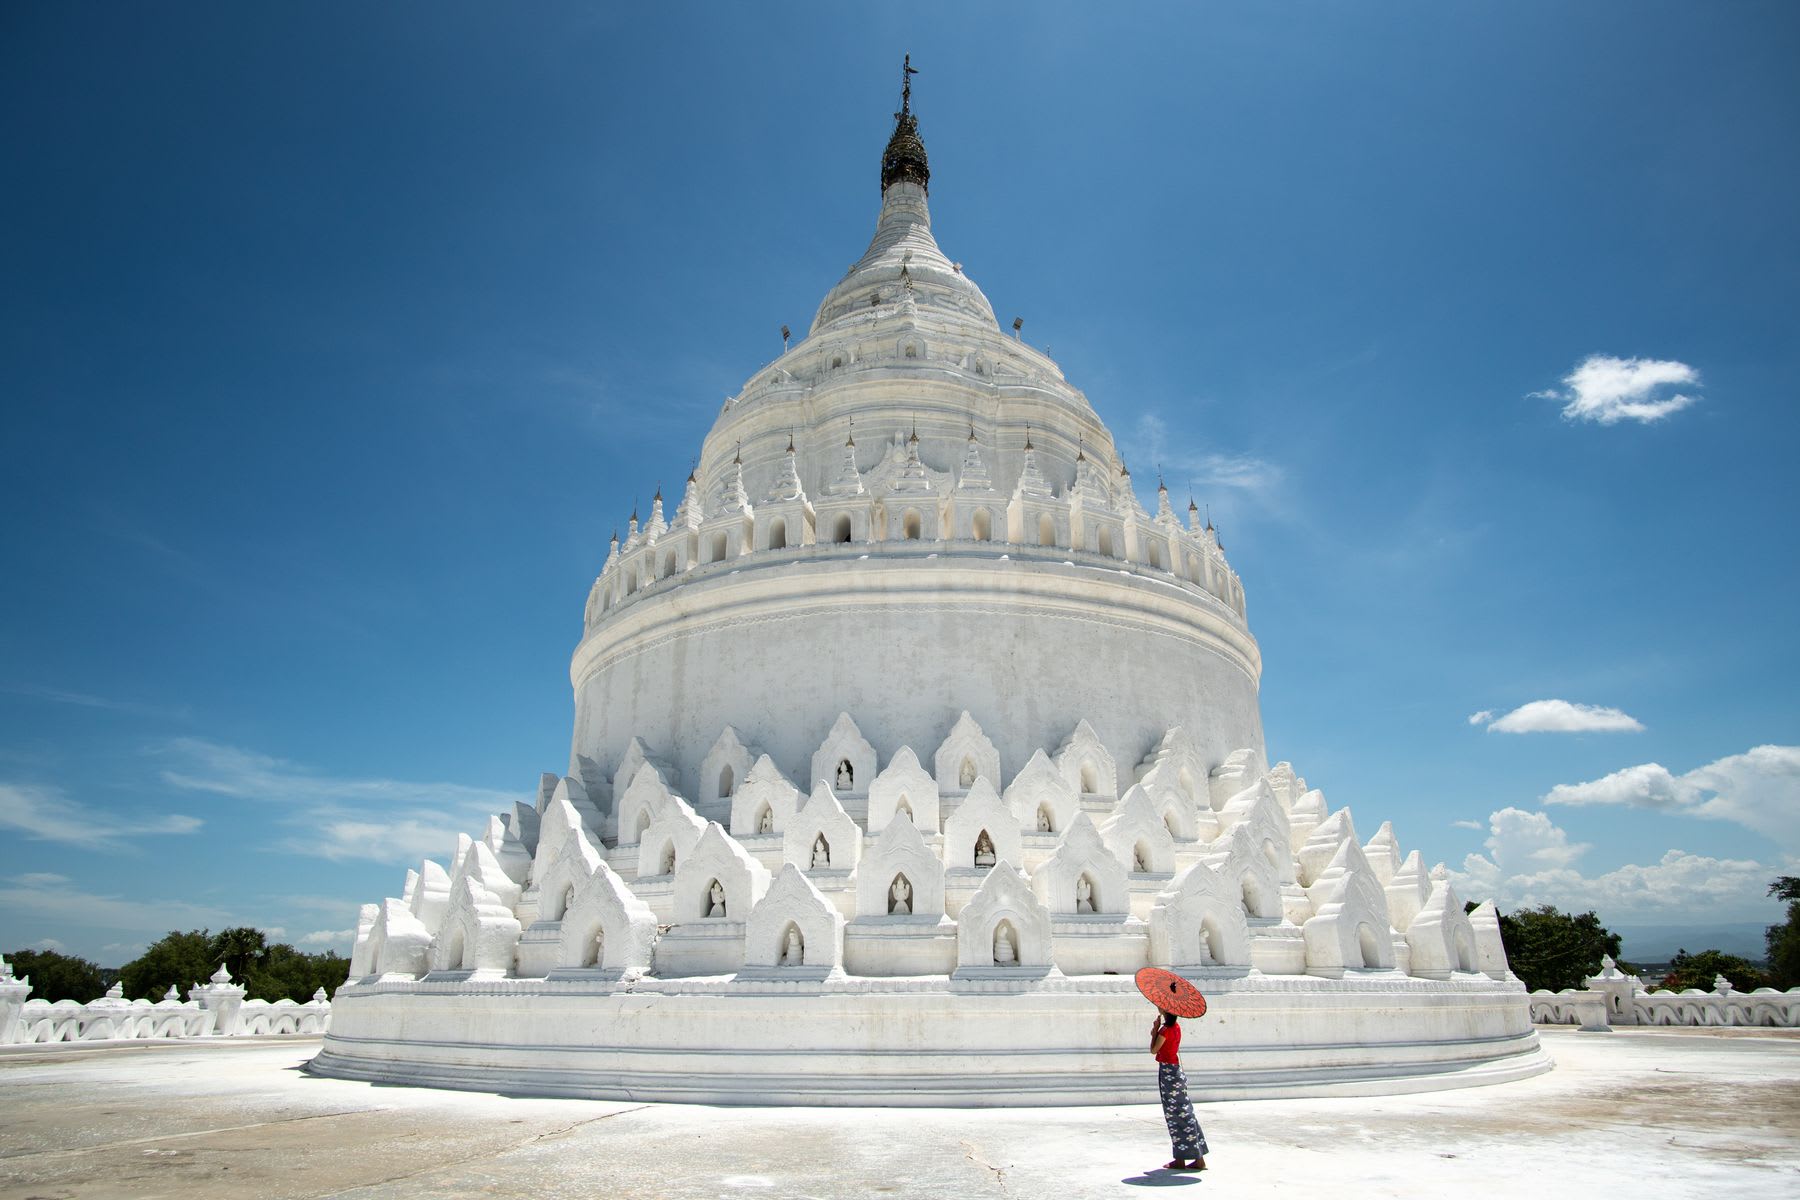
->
1135;967;1208;1018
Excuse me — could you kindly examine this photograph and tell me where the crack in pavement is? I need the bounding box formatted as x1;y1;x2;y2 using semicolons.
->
960;1138;1010;1195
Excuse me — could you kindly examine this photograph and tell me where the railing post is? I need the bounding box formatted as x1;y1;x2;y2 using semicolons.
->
190;965;246;1036
0;956;31;1044
1583;955;1639;1026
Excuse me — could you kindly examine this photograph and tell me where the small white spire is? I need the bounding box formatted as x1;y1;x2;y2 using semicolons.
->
767;433;809;504
1014;429;1053;500
827;424;864;496
956;423;993;492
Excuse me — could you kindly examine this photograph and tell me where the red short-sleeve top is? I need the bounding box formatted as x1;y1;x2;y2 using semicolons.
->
1154;1021;1181;1064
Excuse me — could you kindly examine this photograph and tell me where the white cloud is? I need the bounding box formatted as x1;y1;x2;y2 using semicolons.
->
299;928;354;948
0;876;236;935
1450;819;1485;831
31;938;65;952
1472;700;1645;734
155;738;524;865
0;783;202;851
0;683;191;721
1532;354;1700;425
1451;806;1781;918
12;873;69;887
1543;744;1800;850
1128;413;1283;495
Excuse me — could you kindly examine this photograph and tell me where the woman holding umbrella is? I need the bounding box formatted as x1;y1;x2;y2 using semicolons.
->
1138;967;1209;1172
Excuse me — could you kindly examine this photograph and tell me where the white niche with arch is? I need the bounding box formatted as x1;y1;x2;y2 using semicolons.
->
941;778;1023;919
810;712;876;797
728;753;802;841
951;862;1055;980
657;823;770;977
846;813;954;975
743;863;845;980
1147;860;1252;973
867;746;940;834
550;859;658;979
933;710;1001;797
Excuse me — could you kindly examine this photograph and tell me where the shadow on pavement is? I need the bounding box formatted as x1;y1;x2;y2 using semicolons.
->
1120;1168;1202;1187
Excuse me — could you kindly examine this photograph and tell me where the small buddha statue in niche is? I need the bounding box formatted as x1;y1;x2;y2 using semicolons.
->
973;831;996;867
1133;847;1149;873
1075;876;1095;914
707;881;726;918
811;835;830;870
836;759;854;789
1037;809;1052;833
662;847;676;876
757;807;774;834
781;927;803;966
960;759;977;788
889;876;912;915
993;926;1016;966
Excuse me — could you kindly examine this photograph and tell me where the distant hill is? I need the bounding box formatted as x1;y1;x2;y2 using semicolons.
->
1613;922;1771;964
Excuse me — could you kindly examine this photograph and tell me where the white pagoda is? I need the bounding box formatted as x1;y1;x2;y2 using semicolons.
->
314;65;1546;1105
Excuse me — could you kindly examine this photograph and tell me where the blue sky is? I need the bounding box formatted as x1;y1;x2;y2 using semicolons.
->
3;3;1796;965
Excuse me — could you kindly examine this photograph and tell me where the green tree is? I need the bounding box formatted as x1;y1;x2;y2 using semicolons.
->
6;948;106;1002
209;927;268;983
1767;876;1800;990
245;943;349;1003
119;930;219;1000
1495;905;1622;992
1659;948;1768;993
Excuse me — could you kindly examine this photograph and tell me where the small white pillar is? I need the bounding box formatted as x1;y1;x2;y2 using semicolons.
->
0;956;31;1044
1570;990;1612;1032
191;964;246;1036
1582;955;1638;1027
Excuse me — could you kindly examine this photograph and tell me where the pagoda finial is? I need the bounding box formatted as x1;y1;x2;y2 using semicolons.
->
881;55;930;194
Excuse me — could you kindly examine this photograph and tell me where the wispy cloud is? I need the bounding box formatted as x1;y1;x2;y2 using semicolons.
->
155;738;523;865
0;783;202;851
299;928;354;948
1469;700;1645;734
0;875;236;935
1452;806;1781;918
1128;413;1283;496
1531;354;1701;425
1542;744;1800;850
1450;819;1485;831
0;683;191;722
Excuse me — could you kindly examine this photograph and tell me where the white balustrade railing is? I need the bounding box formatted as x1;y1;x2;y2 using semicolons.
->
0;958;331;1046
1529;957;1800;1030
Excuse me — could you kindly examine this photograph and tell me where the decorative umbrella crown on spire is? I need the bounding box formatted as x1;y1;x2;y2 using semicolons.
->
881;54;930;194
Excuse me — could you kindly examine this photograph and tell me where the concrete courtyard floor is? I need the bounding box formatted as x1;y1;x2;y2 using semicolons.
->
1;1028;1796;1199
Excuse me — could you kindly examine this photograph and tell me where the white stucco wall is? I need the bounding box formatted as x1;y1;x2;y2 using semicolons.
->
570;548;1264;801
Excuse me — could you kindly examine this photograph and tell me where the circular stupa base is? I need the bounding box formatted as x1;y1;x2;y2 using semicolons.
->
309;972;1549;1106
